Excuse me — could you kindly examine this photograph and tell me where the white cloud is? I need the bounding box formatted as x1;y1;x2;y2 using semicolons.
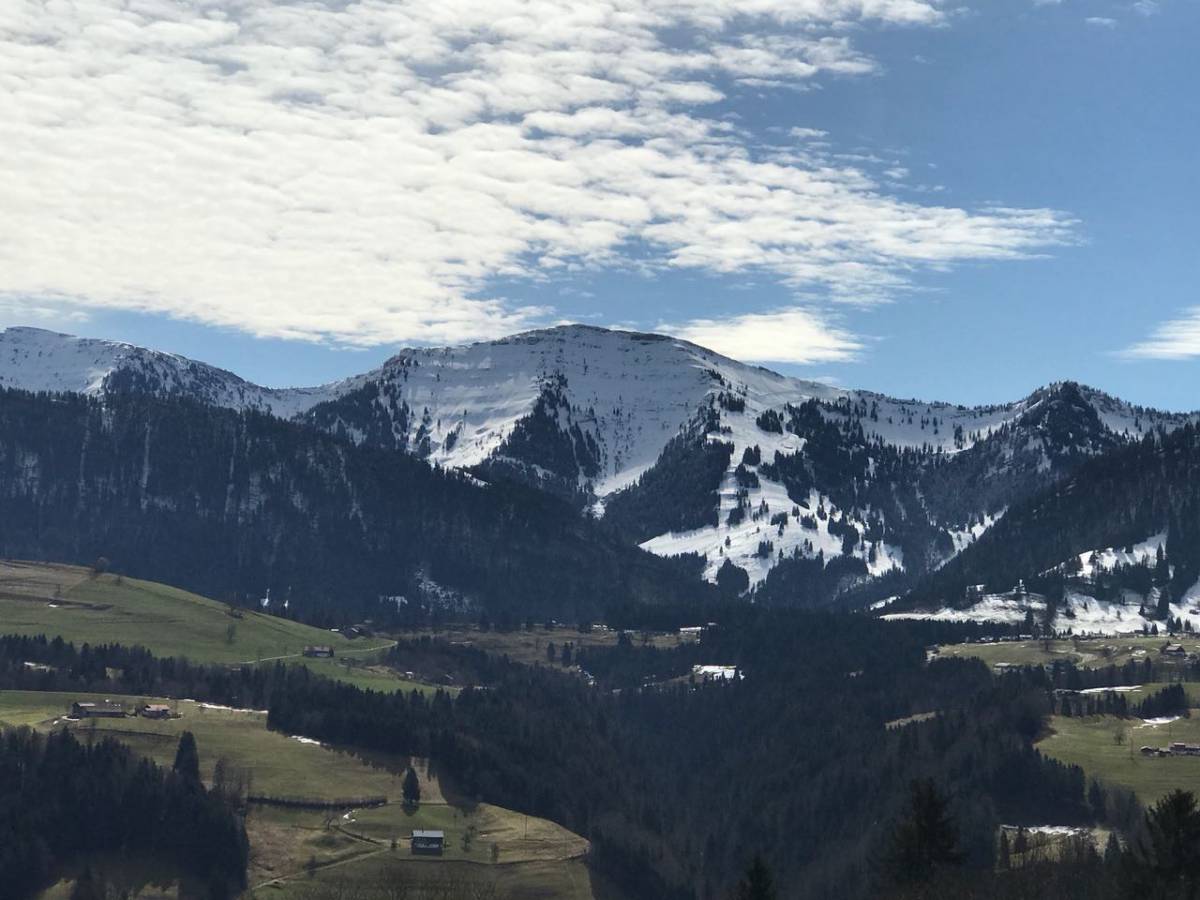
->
1133;1;1160;16
1086;16;1119;26
0;0;1075;350
666;307;863;364
1121;308;1200;360
0;298;90;330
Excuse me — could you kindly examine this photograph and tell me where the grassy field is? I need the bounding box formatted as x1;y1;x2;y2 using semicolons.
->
3;689;597;900
0;560;429;693
939;635;1196;672
1038;711;1200;806
0;690;417;800
255;853;606;900
403;623;693;672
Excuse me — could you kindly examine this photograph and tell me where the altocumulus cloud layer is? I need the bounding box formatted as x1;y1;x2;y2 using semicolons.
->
1;0;1076;360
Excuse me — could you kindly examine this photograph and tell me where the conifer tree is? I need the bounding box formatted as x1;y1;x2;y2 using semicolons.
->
1104;832;1122;867
173;731;201;791
1138;789;1200;888
402;766;421;807
883;779;965;887
69;866;106;900
734;856;777;900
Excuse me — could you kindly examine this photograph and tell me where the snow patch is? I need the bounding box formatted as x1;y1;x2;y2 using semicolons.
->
190;702;268;715
1140;716;1183;727
883;593;1044;625
692;664;740;681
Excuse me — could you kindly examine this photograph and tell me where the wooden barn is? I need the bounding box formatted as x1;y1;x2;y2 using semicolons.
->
71;700;125;719
411;830;444;855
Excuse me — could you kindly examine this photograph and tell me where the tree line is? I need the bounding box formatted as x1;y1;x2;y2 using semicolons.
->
0;727;247;899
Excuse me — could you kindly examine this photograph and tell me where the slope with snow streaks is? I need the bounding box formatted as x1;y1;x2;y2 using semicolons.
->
4;323;1199;600
0;326;359;416
313;324;849;494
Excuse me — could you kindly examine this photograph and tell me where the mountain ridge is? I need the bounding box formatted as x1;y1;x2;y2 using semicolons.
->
3;323;1195;603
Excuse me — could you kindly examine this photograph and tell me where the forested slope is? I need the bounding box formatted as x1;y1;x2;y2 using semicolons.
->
905;424;1200;610
0;389;711;624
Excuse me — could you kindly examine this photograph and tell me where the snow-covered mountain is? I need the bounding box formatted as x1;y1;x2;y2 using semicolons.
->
2;324;1194;602
0;325;360;416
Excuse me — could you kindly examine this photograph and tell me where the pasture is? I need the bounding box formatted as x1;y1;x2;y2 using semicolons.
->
1038;710;1200;806
0;689;596;899
939;635;1194;672
0;560;423;692
402;623;693;673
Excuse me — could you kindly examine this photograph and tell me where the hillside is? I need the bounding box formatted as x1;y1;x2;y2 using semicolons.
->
2;690;598;900
894;423;1200;631
0;560;417;691
0;388;708;624
0;325;353;416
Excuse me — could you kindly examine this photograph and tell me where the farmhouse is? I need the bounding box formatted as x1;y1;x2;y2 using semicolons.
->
1162;644;1188;657
71;700;124;718
140;704;172;719
1170;742;1200;756
411;830;444;855
303;645;335;658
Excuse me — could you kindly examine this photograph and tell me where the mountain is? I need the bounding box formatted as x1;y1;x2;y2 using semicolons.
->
891;422;1200;632
2;324;1194;608
0;325;356;416
0;387;710;624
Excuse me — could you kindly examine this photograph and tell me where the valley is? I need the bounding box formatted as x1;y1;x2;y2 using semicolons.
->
5;3;1196;896
3;325;1200;899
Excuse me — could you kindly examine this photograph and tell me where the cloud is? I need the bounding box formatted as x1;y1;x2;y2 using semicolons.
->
1086;16;1119;26
1121;308;1200;360
1133;1;1160;16
0;298;90;330
0;0;1075;348
666;307;863;364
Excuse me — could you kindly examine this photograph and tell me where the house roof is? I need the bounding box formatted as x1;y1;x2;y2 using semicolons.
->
412;830;444;839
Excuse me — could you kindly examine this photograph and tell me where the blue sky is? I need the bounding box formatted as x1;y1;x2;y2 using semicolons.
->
1;0;1197;409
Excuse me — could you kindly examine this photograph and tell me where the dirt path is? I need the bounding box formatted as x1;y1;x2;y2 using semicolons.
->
238;639;397;665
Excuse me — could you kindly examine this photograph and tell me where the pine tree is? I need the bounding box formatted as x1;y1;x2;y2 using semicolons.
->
883;779;965;886
402;766;421;806
998;831;1011;870
734;856;777;900
1137;789;1200;889
70;867;106;900
173;730;201;791
1104;831;1122;867
1157;585;1171;621
1089;780;1107;820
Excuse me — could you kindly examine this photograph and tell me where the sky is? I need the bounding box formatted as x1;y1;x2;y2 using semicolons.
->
1;0;1197;408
